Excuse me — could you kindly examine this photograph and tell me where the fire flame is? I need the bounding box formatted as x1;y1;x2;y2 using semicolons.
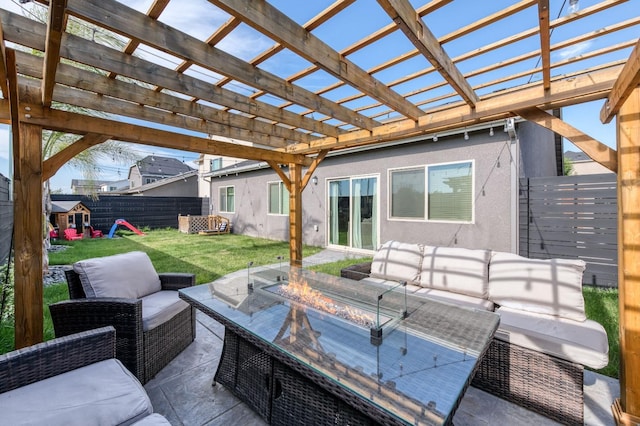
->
277;278;375;328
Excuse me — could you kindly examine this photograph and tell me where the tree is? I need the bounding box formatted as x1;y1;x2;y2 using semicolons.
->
23;4;141;270
563;156;575;176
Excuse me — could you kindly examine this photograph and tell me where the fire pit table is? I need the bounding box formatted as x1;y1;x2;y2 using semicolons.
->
179;266;499;425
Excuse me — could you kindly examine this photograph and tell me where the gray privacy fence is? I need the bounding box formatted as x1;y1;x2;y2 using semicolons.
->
51;194;204;233
0;175;12;265
519;174;617;288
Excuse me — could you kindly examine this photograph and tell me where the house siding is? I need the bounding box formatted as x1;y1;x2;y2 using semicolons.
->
211;129;520;253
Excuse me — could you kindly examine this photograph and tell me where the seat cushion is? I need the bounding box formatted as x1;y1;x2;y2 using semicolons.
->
495;306;609;369
419;246;491;298
0;358;153;426
414;287;495;311
141;290;191;331
489;251;587;321
360;277;422;293
73;251;161;299
370;240;422;284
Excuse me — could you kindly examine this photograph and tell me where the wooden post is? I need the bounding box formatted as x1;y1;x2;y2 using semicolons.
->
288;163;303;267
13;122;44;348
613;87;640;425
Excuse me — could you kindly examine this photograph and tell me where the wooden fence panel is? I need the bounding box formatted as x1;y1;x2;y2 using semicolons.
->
520;174;617;288
50;194;203;233
0;175;12;266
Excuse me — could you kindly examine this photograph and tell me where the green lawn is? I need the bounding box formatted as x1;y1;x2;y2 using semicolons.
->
0;230;620;379
0;229;324;354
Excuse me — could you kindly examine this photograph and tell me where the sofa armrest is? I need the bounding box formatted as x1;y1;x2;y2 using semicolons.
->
49;298;142;337
159;272;196;291
341;262;372;281
0;326;116;394
49;299;144;379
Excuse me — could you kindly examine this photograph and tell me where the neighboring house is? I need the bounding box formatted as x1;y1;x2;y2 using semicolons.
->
564;151;614;175
128;155;194;189
71;179;103;195
116;170;198;197
203;118;561;254
194;154;242;200
100;179;129;192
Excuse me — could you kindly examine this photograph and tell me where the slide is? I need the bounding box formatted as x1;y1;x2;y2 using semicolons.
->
107;219;145;238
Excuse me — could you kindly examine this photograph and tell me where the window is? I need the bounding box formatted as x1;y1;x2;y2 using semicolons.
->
268;182;289;215
427;161;473;222
389;167;425;219
219;186;235;213
145;178;157;184
210;158;222;171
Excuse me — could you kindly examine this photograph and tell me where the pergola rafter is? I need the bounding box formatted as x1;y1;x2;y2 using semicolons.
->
1;0;639;422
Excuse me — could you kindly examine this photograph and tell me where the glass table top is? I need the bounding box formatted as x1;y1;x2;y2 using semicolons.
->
180;266;499;425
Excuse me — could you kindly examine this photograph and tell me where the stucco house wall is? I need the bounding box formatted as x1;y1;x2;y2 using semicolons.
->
208;120;556;255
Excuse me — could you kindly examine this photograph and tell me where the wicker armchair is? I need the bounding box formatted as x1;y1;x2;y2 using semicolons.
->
0;327;171;425
49;252;196;384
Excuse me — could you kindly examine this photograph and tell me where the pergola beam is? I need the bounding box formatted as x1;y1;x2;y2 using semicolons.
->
65;0;378;131
210;0;424;121
517;107;617;172
216;0;355;90
0;21;8;97
13;98;311;166
288;65;622;154
42;133;110;181
613;86;640;424
600;38;640;123
301;150;329;191
377;0;479;108
0;9;341;139
108;0;170;79
41;0;67;107
16;54;299;148
266;161;291;192
537;0;551;90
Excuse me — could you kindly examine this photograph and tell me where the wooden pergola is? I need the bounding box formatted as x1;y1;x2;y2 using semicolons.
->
0;0;638;422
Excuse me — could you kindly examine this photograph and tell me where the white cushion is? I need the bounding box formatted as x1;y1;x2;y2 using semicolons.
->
419;246;491;298
0;359;153;426
360;277;422;293
489;251;586;321
495;306;609;369
73;251;161;299
370;240;422;284
414;287;495;311
141;290;191;331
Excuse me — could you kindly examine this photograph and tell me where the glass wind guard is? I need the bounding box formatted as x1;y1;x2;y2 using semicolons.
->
254;266;407;342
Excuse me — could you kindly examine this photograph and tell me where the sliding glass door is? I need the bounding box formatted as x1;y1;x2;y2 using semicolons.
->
328;176;377;250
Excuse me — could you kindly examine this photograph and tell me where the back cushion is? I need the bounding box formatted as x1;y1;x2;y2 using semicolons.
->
419;246;491;298
488;251;586;321
73;251;161;299
370;240;422;284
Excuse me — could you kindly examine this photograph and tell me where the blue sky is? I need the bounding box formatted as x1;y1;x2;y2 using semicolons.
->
0;0;633;190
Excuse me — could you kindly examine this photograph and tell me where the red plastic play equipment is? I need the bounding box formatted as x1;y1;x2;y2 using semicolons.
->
107;219;145;238
63;228;82;241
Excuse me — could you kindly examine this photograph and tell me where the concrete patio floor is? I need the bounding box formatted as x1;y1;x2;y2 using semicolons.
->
145;250;620;425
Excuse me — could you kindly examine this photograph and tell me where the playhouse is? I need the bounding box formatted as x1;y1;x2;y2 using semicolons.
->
49;201;92;238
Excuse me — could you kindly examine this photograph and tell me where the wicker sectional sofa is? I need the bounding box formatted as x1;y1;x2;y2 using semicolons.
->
341;240;609;425
0;327;170;426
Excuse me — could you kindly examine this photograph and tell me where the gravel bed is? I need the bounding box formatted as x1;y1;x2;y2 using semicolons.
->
45;245;71;287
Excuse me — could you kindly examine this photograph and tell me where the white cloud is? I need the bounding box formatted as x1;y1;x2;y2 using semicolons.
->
555;41;593;61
